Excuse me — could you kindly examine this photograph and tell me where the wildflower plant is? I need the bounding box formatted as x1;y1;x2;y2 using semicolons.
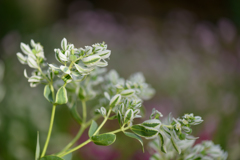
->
16;38;226;160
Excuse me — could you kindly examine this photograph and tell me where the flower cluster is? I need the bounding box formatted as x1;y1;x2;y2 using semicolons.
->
95;70;155;127
149;139;228;160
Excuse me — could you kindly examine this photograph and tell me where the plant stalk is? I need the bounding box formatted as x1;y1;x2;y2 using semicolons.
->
41;104;56;158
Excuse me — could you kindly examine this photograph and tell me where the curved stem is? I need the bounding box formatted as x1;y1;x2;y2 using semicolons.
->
58;126;127;158
59;101;87;153
58;139;92;157
41;104;56;158
93;108;112;136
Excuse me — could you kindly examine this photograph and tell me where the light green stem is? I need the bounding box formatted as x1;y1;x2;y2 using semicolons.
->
58;126;128;158
41;104;56;158
93;108;112;136
58;101;87;153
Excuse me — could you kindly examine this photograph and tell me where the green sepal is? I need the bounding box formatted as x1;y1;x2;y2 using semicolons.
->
124;132;144;152
91;133;116;146
44;84;54;103
35;131;40;160
55;86;68;104
88;120;98;137
68;102;82;125
130;124;158;138
40;156;64;160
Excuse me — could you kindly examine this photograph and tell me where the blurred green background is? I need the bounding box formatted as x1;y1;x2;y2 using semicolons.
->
1;0;240;159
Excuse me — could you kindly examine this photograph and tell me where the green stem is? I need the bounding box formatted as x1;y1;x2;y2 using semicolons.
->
41;104;56;158
58;126;127;158
58;101;88;154
58;139;92;157
93;108;112;136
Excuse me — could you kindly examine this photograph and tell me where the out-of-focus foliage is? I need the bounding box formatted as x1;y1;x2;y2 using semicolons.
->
0;1;240;158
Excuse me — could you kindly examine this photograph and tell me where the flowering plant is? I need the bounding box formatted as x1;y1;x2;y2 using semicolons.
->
16;38;227;160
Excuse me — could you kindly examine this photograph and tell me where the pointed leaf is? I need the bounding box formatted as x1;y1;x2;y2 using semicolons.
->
44;84;54;103
88;120;98;137
61;38;67;50
124;109;134;124
142;119;161;128
124;132;144;152
74;63;93;75
35;132;40;160
40;156;64;160
55;86;68;104
91;133;116;146
28;76;43;83
170;136;181;154
96;59;108;67
27;56;38;68
120;89;135;97
96;50;111;59
109;94;121;108
158;132;166;153
21;43;32;55
17;52;27;64
131;124;158;138
82;55;101;66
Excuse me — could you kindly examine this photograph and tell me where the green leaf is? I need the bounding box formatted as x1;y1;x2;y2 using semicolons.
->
91;133;116;146
120;89;135;97
40;156;64;160
17;52;27;64
124;132;144;152
88;120;98;137
44;84;54;103
124;109;133;124
131;124;158;138
62;153;72;160
117;111;122;126
142;119;161;128
61;38;67;50
68;102;82;125
74;63;93;75
82;55;101;66
170;136;181;154
158;132;166;153
55;86;68;104
35;132;40;160
109;94;121;108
